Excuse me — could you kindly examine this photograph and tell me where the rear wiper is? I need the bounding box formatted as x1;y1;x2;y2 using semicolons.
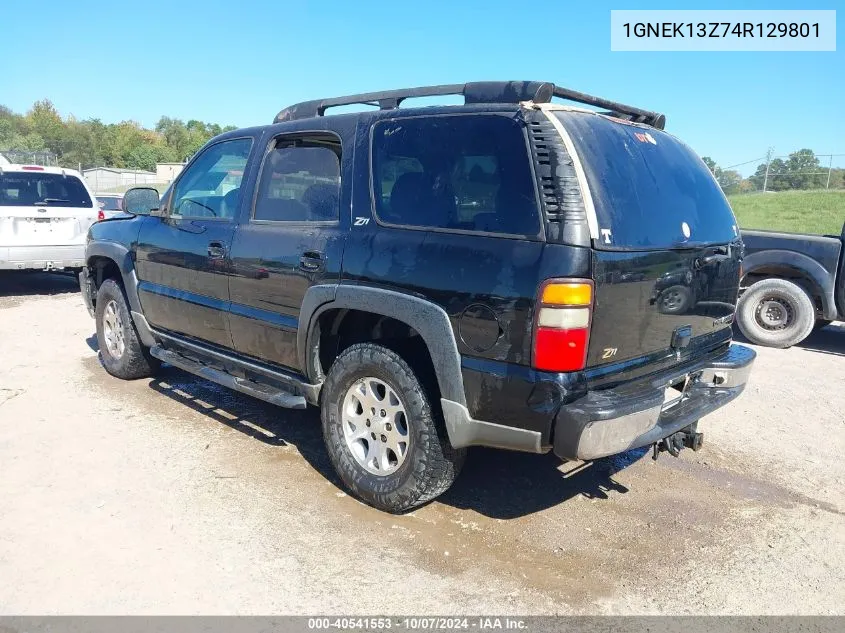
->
35;198;70;204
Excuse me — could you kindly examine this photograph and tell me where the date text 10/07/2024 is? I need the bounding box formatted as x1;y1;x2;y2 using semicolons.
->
307;617;528;630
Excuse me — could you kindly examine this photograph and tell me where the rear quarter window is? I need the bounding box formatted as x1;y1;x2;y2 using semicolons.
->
556;112;738;250
371;115;541;237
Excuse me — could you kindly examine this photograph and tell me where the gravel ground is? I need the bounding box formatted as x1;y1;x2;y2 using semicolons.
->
1;272;843;614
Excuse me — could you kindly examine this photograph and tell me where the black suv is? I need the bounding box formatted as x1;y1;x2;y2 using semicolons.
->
80;81;755;513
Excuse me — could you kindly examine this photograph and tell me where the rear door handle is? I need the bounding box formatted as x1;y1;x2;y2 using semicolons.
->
299;250;324;272
207;241;226;259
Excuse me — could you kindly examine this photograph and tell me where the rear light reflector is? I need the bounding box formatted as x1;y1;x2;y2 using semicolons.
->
533;278;594;373
97;209;105;221
21;165;45;171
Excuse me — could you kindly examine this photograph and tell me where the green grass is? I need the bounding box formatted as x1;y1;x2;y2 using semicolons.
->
728;190;845;236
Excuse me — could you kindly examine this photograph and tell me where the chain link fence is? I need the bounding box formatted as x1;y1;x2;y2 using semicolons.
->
0;150;59;166
715;152;845;193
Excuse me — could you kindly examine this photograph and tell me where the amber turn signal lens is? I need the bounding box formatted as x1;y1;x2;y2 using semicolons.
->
541;282;592;306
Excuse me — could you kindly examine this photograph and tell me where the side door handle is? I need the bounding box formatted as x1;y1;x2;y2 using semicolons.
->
207;241;226;259
299;250;324;272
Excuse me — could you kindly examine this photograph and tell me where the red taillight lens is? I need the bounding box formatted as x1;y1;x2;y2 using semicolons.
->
534;327;589;372
97;209;105;221
21;165;45;171
532;279;593;372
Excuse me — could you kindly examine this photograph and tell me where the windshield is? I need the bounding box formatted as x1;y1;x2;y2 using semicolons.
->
0;172;93;208
555;111;738;250
97;196;123;211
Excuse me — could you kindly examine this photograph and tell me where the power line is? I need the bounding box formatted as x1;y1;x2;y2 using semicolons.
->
721;153;845;172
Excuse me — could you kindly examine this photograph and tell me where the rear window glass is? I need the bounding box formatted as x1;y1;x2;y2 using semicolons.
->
0;172;93;208
97;196;123;211
371;115;541;237
556;112;738;250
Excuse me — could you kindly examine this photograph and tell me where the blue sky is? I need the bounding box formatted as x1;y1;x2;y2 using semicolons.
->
1;0;841;174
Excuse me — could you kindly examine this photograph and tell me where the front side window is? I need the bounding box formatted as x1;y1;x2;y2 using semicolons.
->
170;138;253;220
0;173;92;208
253;139;341;222
371;115;540;236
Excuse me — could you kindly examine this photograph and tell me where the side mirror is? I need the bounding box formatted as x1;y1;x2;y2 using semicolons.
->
123;187;160;216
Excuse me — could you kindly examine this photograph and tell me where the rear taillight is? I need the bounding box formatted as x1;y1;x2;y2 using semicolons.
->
532;279;593;372
97;209;105;221
21;165;45;171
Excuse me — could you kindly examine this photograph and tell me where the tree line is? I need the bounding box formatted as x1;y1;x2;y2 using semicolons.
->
2;100;842;193
703;149;844;195
0;99;237;172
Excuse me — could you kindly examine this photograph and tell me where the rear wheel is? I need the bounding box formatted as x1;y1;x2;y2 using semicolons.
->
736;278;815;348
320;343;465;513
95;278;160;379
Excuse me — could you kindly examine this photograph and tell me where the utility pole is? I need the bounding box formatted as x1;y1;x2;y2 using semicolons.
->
826;154;833;189
762;147;774;192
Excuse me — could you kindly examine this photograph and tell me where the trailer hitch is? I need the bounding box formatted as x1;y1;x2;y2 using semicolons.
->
652;426;704;460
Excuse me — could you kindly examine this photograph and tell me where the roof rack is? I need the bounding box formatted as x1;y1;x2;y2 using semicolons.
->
273;81;666;129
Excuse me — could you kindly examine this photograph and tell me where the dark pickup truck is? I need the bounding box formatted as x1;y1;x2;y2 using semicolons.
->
738;223;845;347
79;81;755;513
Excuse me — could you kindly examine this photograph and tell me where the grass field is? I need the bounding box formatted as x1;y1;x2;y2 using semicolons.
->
728;190;845;236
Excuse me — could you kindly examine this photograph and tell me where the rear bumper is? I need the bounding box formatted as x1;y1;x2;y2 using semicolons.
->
0;245;85;271
553;344;755;460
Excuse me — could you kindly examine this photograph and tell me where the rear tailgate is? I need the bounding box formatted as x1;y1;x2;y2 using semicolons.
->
553;111;742;368
0;171;97;246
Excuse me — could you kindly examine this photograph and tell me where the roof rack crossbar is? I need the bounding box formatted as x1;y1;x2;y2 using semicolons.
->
551;86;665;129
273;81;665;129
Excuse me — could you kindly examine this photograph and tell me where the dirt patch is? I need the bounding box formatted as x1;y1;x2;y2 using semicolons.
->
0;276;843;614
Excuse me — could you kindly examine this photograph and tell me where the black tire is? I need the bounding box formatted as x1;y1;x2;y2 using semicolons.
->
813;319;833;331
95;278;160;379
321;343;465;513
736;278;815;348
657;285;694;315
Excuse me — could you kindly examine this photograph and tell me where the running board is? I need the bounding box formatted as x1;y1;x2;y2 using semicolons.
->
150;346;307;409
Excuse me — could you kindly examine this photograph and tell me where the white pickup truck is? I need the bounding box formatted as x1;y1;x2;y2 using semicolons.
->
0;156;98;271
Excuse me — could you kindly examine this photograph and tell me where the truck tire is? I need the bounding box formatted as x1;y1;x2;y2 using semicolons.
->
657;285;694;315
95;278;160;379
736;278;815;348
321;343;465;513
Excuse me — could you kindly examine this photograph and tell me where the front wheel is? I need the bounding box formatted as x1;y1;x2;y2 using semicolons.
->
320;343;465;513
95;278;160;379
736;278;816;348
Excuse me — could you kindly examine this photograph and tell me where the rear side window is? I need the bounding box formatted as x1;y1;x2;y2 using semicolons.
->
0;172;93;208
371;115;541;237
253;139;340;222
556;111;738;250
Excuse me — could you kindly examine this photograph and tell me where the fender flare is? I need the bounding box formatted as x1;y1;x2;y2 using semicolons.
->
85;241;156;346
298;285;466;406
742;250;838;319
